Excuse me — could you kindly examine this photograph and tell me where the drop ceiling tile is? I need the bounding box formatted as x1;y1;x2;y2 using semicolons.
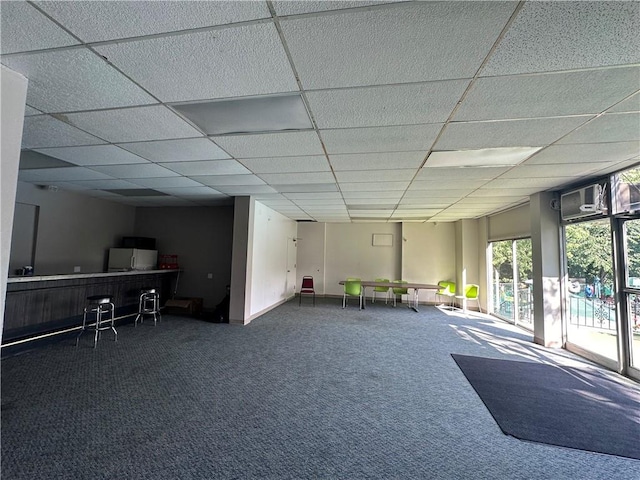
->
214;131;324;158
306;80;468;129
128;177;205;189
36;1;270;42
455;67;640;121
160;160;251;176
90;163;180;179
345;198;401;205
259;172;335;185
18;166;113;182
481;2;640;76
33;145;148;166
398;198;458;207
281;2;516;89
500;163;603;179
2;48;156;112
118;138;230;162
0;1;79;54
320;124;442;154
408;179;486;190
214;185;278;195
19;150;75;169
238;156;330;174
471;188;539;197
65;106;202;143
335;169;416;183
609;92;640;113
402;189;467;199
71;179;144;190
296;199;346;206
284;192;343;201
426;147;541;168
22;115;106;149
558;114;640;144
525;142;639;165
481;177;568;189
273;183;338;193
391;210;441;217
194;175;265;187
342;191;404;200
273;1;404;16
339;181;410;192
458;196;526;204
44;182;90;191
154;186;226;197
435;117;590;150
416;166;510;181
94;24;297;102
24;105;43;116
330;152;425;171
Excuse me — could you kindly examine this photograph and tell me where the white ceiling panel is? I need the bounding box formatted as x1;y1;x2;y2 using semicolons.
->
214;185;278;195
335;169;416;183
402;189;467;199
273;1;406;16
259;172;335;185
329;152;425;171
34;145;148;166
284;192;343;201
435;117;590;150
128;177;206;189
408;179;486;191
471;188;539;197
0;1;79;54
481;2;640;76
214;131;324;158
398;198;460;207
282;2;515;89
69;179;145;190
118;138;230;162
95;24;298;102
21;115;106;149
36;1;270;43
273;183;338;193
2;48;156;112
24;105;43;116
557;113;640;145
64;106;203;143
339;181;409;192
238;156;330;174
417;166;510;181
18;166;113;182
194;175;265;187
89;163;180;179
346;198;402;205
481;177;569;190
161;160;251;176
609;92;640;113
154;186;226;197
320;124;442;154
342;191;404;200
524;142;640;165
500;163;604;179
307;80;469;129
455;67;640;121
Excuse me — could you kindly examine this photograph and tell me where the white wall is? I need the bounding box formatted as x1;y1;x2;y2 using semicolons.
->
249;201;297;317
323;223;402;297
14;182;136;275
1;65;28;343
296;222;326;294
402;222;456;303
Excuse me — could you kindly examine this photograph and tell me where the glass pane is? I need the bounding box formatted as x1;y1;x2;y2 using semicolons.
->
623;219;640;369
515;238;533;329
629;294;640;368
492;240;514;321
565;219;617;360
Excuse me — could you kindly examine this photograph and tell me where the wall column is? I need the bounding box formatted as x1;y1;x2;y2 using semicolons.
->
530;192;563;347
1;66;28;344
229;196;255;325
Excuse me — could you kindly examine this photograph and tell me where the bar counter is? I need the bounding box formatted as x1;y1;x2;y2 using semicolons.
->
4;269;179;344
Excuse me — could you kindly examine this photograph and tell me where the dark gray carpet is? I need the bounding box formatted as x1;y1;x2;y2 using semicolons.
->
2;298;639;479
451;354;640;460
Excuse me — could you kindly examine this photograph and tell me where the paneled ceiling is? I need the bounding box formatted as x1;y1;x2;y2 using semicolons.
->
2;1;639;222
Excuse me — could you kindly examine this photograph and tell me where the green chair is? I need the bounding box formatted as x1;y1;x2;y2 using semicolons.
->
392;280;408;307
343;278;363;309
462;284;482;313
372;278;390;304
437;281;456;309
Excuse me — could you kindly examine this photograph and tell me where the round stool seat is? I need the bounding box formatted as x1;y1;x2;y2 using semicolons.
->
87;294;113;304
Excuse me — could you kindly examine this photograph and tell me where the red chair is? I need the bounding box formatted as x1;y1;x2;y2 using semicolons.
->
299;276;315;306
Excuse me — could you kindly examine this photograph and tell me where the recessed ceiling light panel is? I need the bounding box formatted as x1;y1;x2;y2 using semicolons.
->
172;94;313;135
425;147;542;168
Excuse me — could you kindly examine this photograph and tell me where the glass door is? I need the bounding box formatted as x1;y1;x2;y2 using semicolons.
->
621;219;640;376
564;219;618;363
491;240;515;322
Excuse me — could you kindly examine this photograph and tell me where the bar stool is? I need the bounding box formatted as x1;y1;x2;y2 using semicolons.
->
135;287;161;327
76;294;116;348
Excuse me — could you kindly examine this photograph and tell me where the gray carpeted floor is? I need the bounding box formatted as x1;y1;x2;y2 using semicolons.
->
2;298;639;479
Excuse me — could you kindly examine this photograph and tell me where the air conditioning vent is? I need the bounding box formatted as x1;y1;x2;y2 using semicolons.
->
561;184;605;221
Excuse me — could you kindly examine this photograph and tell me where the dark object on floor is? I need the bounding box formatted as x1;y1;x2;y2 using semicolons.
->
451;353;640;460
211;286;230;323
164;297;203;316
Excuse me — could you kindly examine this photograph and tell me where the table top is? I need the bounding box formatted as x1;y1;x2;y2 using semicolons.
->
339;280;440;290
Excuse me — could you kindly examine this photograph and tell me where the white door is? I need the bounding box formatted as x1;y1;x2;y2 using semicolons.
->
286;238;297;297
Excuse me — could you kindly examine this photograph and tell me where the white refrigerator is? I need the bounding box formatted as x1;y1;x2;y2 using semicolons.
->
108;248;158;271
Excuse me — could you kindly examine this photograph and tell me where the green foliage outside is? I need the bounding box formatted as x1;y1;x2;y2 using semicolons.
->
492;238;532;282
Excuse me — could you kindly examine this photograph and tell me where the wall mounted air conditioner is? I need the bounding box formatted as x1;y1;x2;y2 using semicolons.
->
560;184;604;221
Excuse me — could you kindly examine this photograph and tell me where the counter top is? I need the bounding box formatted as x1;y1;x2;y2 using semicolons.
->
7;269;179;283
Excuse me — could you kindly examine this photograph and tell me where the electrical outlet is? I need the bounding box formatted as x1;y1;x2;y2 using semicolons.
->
74;266;81;273
207;273;213;279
